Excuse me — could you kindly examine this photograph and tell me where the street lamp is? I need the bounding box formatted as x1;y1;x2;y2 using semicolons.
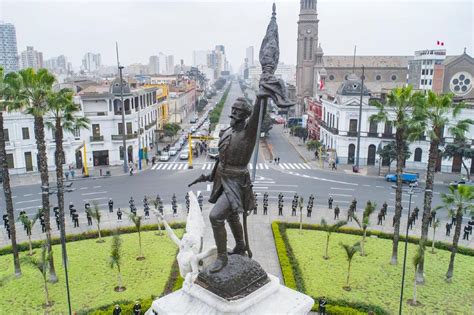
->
391;183;422;315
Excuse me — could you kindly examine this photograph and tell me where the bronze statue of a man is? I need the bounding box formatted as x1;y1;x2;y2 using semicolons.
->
189;95;265;273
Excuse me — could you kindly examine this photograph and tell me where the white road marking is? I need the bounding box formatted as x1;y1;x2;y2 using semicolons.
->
12;196;17;198
81;191;107;196
287;163;296;169
201;164;206;170
23;194;33;197
156;164;163;170
206;184;211;192
93;185;101;188
264;164;269;170
279;163;284;169
179;164;186;170
207;164;213;170
248;163;253;169
293;164;301;169
331;193;352;197
331;187;355;191
282;163;290;169
172;164;179;170
151;164;158;170
259;163;264;169
253;187;269;190
197;191;201;196
17;205;41;210
363;184;371;187
376;186;384;188
254;181;276;184
304;163;312;169
83;197;108;201
16;199;41;204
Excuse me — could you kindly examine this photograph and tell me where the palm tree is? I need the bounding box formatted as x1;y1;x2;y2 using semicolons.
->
351;201;376;256
410;242;425;306
109;232;125;292
340;241;360;291
87;201;104;243
443;119;474;181
46;87;89;245
436;185;474;281
128;212;145;260
0;67;21;276
430;219;440;254
320;218;347;259
18;209;42;256
16;68;57;282
410;91;474;283
22;242;53;307
370;86;423;265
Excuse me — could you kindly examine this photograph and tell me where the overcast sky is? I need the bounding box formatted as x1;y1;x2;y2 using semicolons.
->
1;0;472;71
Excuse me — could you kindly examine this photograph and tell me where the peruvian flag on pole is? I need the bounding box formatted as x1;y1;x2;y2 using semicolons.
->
437;40;445;46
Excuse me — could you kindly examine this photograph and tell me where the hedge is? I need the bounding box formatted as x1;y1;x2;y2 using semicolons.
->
209;84;231;126
272;222;389;315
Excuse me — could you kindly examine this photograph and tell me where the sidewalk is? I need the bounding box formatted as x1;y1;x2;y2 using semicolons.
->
283;130;461;185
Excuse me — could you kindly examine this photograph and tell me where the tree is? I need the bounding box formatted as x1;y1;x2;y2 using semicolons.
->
163;122;180;139
321;218;347;259
306;139;322;153
430;219;440;254
46;87;89;249
410;242;425;306
109;232;125;292
0;67;21;276
87;201;104;243
260;113;274;136
443;118;474;180
377;141;411;174
351;201;376;256
22;242;53;307
410;91;473;283
370;86;423;265
435;185;474;281
340;241;360;291
16;68;58;282
18;210;42;256
128;212;145;260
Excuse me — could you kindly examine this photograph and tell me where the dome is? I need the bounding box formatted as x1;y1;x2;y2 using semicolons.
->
336;73;370;96
109;78;131;95
319;67;327;76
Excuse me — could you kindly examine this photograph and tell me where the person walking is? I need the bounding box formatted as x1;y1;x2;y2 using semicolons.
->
445;222;452;236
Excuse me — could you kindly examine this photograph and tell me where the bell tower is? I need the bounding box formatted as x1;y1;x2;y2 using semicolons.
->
296;0;319;115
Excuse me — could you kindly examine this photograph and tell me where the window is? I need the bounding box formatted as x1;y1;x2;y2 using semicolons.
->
3;129;9;141
118;123;124;135
309;37;313;60
22;127;30;140
349;119;358;132
329;74;335;81
126;122;133;134
6;153;14;169
384;121;393;135
414;148;422;162
73;127;80;138
375;75;381;81
430;69;433;75
429;79;432;85
92;124;100;137
391;74;397;81
303;37;308;60
119;146;124;160
369;120;378;134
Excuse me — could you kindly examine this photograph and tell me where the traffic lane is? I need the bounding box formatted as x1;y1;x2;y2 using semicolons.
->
266;124;301;163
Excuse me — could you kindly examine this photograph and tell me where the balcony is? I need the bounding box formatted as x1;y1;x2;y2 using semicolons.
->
90;135;104;142
84;111;108;117
145;120;157;130
111;134;137;141
368;132;378;137
382;133;394;139
319;120;339;135
347;131;358;137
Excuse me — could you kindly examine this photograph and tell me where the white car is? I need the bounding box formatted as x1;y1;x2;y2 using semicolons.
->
190;126;197;133
168;148;177;156
179;151;189;160
159;152;170;161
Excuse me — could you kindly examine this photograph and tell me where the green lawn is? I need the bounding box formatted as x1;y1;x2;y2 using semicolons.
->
0;230;183;313
286;229;474;314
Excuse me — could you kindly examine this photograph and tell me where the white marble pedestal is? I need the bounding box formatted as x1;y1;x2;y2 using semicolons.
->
146;274;314;315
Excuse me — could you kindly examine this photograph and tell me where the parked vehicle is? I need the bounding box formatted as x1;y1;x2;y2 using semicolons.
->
449;179;474;188
385;172;419;183
168;147;177;156
159;152;170;162
179;151;189;160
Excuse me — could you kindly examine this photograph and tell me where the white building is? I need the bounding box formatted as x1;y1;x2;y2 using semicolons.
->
20;46;43;70
193;50;208;67
166;55;175;75
0;22;19;73
318;74;474;174
149;56;159;75
44;55;71;75
168;89;196;124
246;46;255;67
82;52;101;73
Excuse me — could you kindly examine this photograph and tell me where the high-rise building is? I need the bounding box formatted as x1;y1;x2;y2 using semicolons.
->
149;55;159;74
0;22;19;73
20;46;43;70
246;46;254;67
158;52;167;74
193;50;208;67
166;55;175;74
215;45;225;55
407;49;447;91
45;55;69;74
82;52;101;73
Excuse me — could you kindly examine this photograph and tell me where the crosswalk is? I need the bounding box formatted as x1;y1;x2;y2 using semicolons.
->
150;162;312;171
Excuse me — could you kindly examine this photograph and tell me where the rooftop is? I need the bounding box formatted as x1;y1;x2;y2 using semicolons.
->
323;55;413;68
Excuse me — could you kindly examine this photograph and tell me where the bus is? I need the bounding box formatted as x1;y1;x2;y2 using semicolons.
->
208;124;228;159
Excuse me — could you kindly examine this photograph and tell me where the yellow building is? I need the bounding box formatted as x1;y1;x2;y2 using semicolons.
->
144;84;169;130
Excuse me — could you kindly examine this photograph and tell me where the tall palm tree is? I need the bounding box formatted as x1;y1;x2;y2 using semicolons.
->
46;87;89;242
320;218;347;259
370;86;423;265
15;68;57;282
18;210;42;256
410;91;473;283
443;119;474;181
435;185;474;281
109;232;125;292
340;241;360;291
87;201;104;243
0;68;21;276
352;201;376;256
128;212;145;260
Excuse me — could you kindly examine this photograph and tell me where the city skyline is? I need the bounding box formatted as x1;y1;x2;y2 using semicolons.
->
1;0;472;72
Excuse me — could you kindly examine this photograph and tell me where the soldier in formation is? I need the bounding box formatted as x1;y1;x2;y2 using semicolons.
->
463;225;470;240
377;211;383;225
381;202;387;220
54;207;61;230
347;204;354;222
185;192;190;214
198;193;203;211
39;209;46;233
86;210;93;226
334;205;340;220
144;203;150;219
69;202;75;217
351;198;357;212
253;193;258;215
263;192;269;215
307;194;314;217
291;193;298;216
108;198;114;213
73;212;79;228
469;216;474;235
413;206;419;221
172;193;177;216
429;209;437;227
328;196;333;209
278;193;284;216
445;222;452;236
3;214;8;228
117;208;123;222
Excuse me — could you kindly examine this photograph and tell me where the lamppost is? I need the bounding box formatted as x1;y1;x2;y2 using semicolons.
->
116;42;128;174
391;183;422;315
355;65;365;172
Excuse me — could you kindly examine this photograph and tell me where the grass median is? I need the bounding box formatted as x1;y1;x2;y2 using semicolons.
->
0;229;183;313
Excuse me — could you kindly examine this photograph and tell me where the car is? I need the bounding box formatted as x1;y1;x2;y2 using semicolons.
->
179;151;189;160
159;152;170;161
449;179;474;188
168;148;177;156
385;172;419;183
190;126;197;133
190;116;198;123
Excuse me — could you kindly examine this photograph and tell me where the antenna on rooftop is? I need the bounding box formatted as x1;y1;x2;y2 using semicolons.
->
352;45;357;73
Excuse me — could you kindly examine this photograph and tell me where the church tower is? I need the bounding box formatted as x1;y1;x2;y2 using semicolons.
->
296;0;319;115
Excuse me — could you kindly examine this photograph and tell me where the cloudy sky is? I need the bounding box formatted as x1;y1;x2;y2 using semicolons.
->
1;0;472;71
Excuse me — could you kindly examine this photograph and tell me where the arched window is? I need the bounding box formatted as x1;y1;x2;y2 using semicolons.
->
309;37;313;60
414;148;422;162
304;37;308;60
367;144;376;165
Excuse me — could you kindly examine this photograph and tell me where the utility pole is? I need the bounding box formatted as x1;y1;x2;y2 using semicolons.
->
116;42;128;174
137;100;142;171
355;65;365;171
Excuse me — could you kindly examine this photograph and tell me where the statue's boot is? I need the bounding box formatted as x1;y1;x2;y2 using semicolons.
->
209;224;228;273
227;219;246;255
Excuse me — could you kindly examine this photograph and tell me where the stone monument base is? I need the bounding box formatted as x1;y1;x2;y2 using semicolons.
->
146;274;314;315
